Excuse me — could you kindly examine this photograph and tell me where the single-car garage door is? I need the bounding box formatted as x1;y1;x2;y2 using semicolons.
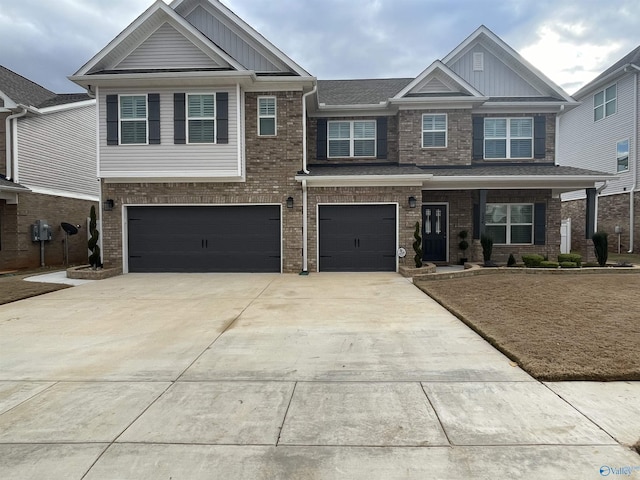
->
318;204;396;272
127;205;281;272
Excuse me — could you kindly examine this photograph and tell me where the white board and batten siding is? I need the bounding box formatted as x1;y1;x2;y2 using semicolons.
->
17;104;98;198
559;74;637;201
98;86;240;179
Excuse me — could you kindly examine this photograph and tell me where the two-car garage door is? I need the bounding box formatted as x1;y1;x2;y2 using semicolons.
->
127;206;281;273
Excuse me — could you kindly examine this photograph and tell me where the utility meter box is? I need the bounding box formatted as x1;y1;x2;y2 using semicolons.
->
31;220;52;242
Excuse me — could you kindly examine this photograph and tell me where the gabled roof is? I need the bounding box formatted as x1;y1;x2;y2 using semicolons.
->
393;60;486;100
572;45;640;99
317;78;412;106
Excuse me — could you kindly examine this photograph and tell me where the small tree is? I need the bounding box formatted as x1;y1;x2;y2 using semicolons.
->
88;205;102;269
481;234;494;266
458;230;469;263
592;231;608;267
413;221;423;268
507;253;516;267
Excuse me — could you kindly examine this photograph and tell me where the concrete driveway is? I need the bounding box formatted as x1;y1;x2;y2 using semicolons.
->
0;273;638;479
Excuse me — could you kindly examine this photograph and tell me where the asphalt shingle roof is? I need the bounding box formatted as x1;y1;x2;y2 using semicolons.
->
317;78;413;106
574;45;640;98
0;176;30;191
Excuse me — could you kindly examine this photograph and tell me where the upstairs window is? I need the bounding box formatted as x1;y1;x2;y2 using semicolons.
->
328;120;376;158
258;97;277;136
484;118;533;159
485;204;533;244
594;84;616;121
617;139;629;173
120;95;147;145
422;114;447;148
187;94;215;144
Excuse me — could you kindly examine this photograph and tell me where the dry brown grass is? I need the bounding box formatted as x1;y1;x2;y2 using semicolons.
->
417;273;640;381
0;271;70;305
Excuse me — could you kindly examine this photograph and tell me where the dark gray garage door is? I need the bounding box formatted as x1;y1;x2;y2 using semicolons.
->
318;204;396;272
127;205;281;272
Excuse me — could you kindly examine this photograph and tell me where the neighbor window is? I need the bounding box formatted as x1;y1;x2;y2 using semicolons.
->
187;94;215;143
422;114;447;148
119;95;147;144
328;120;376;157
258;97;276;136
617;139;629;173
485;204;533;244
484;118;533;159
594;84;616;121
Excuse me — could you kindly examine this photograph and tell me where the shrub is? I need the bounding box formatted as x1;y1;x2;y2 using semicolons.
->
558;253;582;266
539;261;559;268
522;254;544;267
560;261;578;268
88;205;102;270
507;253;516;267
413;221;423;268
480;234;493;264
592;231;608;267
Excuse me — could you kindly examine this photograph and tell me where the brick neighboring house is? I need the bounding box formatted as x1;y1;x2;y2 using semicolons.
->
70;0;609;273
0;66;98;270
558;46;640;254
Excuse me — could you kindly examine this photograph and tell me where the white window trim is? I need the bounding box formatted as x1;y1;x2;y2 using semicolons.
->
118;94;148;146
421;113;447;149
616;138;630;173
484;117;533;160
594;83;617;122
485;203;534;245
186;92;217;145
257;96;277;137
327;120;377;158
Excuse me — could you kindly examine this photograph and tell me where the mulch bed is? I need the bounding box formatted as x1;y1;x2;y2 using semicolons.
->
0;270;71;305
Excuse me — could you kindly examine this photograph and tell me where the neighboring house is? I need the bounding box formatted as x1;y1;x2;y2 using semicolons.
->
558;46;640;254
70;0;609;274
0;66;98;270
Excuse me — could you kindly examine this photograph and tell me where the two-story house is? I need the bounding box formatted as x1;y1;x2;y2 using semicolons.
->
1;66;98;270
559;46;640;254
71;0;609;273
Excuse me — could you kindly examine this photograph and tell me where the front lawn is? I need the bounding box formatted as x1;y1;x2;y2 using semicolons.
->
416;273;640;381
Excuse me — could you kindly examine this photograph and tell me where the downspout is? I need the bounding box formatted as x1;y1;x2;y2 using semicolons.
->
4;107;27;180
300;85;317;274
629;71;638;252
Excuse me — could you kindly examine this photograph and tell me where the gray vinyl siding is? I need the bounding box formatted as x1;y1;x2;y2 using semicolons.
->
116;23;220;70
449;45;541;97
17;104;98;198
99;86;239;177
185;5;282;72
559;73;636;200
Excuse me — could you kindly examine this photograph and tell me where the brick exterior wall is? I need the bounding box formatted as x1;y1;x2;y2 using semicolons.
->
101;91;305;273
562;192;640;256
422;189;560;264
399;109;472;166
305;185;422;272
0;193;98;270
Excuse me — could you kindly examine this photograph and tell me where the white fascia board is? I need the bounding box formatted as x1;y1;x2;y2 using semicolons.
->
428;174;615;190
244;76;316;92
394;60;485;99
475;103;566;114
23;186;99;202
36;99;96;115
310;103;394;118
70;70;257;89
104;174;246;183
0;191;19;204
295;174;432;187
391;97;488;110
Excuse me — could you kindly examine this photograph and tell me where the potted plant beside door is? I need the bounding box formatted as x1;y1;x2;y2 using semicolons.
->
458;230;469;265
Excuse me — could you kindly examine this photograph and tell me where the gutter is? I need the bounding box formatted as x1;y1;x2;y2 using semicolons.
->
4;107;27;180
629;70;638;252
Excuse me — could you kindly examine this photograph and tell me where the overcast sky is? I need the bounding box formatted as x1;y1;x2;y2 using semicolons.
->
1;0;639;95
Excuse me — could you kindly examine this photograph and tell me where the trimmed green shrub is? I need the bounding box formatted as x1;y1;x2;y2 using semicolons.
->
558;253;582;266
480;234;493;264
592;231;608;267
560;261;578;268
539;261;559;268
522;254;544;267
507;253;517;267
88;205;102;269
413;221;423;268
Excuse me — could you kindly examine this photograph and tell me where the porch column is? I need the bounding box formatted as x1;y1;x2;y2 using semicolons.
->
585;187;596;238
478;189;487;237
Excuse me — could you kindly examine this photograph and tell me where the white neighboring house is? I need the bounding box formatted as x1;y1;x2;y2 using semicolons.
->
558;47;640;254
0;66;98;269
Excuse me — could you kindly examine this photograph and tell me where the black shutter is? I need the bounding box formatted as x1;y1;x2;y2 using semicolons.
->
174;93;186;144
148;93;160;144
473;204;480;239
472;116;484;160
106;95;118;145
216;92;228;144
534;115;546;158
376;117;387;159
534;202;546;245
317;118;327;160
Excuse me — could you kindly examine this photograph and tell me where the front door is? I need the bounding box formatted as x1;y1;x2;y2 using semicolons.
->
422;204;447;262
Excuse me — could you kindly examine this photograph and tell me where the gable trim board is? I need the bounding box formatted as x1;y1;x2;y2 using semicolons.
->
394;61;485;99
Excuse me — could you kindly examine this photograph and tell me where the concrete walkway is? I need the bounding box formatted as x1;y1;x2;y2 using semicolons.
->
0;273;638;479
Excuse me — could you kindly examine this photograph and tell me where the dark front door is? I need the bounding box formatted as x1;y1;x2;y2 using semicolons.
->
127;205;281;273
422;204;447;262
318;204;396;272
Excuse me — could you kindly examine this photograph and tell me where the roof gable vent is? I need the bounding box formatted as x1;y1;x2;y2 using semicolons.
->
473;52;484;71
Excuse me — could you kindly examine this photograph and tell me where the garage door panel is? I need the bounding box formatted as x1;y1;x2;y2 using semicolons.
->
128;206;281;273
